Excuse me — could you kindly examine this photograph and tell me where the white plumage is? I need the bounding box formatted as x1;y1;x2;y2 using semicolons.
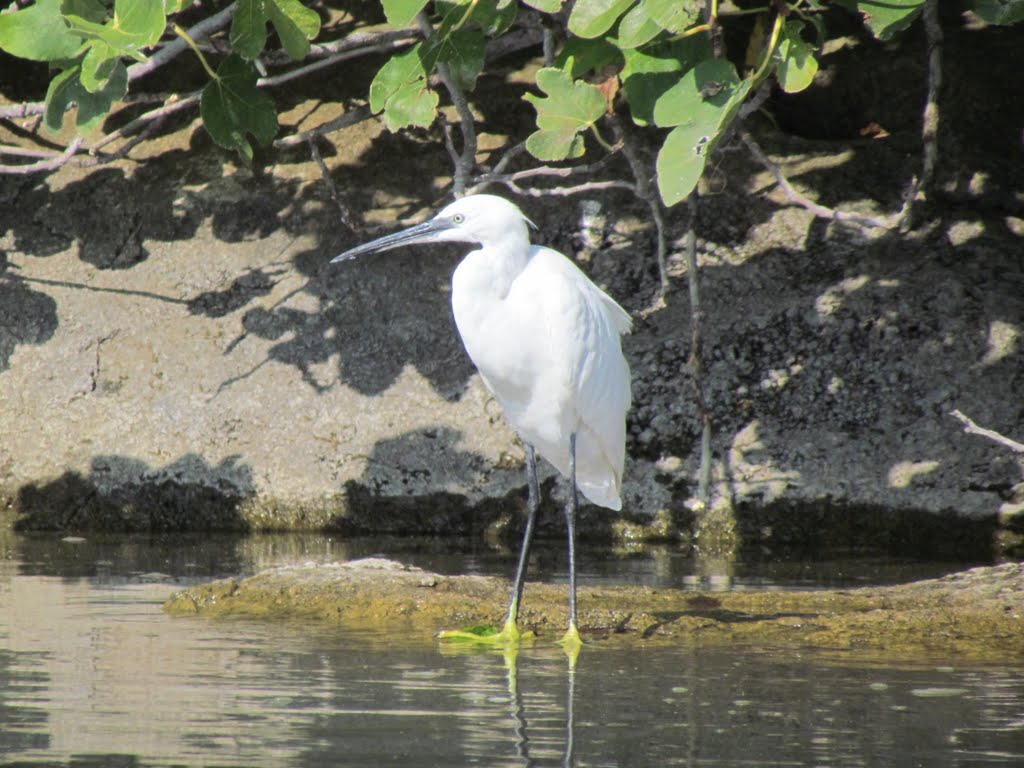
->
446;197;631;509
332;193;632;646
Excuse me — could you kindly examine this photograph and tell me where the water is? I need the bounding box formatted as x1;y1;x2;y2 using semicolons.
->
1;532;1022;767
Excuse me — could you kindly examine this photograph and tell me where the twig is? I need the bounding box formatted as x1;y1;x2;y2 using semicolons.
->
273;105;371;148
895;0;942;232
89;93;200;153
416;12;477;198
502;179;635;198
263;28;421;65
739;129;892;229
608;114;668;310
469;142;622;191
949;410;1024;454
307;135;356;231
0;102;46;120
0;136;84;174
127;4;237;82
257;38;417;89
97;114;167;163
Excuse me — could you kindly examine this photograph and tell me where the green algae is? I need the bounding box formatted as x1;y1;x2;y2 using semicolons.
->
165;558;1024;661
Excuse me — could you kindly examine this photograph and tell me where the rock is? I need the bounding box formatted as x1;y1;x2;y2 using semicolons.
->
164;559;1024;659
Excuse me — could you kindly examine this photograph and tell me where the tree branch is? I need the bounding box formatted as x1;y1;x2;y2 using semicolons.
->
0;137;84;174
416;12;477;198
949;410;1024;454
739;129;892;229
126;4;237;83
895;0;942;232
608;114;668;310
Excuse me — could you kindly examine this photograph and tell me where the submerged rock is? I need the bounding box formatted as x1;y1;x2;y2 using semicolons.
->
165;559;1024;660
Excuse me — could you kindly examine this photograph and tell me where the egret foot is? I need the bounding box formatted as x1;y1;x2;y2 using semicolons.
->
558;623;583;665
437;616;534;646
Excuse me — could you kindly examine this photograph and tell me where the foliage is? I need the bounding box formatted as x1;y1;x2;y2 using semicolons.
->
359;0;1024;206
0;0;319;159
0;0;1021;196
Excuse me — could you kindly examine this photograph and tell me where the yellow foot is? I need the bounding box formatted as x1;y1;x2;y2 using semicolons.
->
437;616;534;646
558;623;583;665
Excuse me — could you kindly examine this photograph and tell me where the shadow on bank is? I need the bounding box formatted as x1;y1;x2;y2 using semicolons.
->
11;453;255;533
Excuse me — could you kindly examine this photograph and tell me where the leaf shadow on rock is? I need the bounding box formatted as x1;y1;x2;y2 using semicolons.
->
321;424;660;548
0;261;58;372
12;452;257;533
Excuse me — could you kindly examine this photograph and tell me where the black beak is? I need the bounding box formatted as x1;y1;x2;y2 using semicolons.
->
331;217;456;263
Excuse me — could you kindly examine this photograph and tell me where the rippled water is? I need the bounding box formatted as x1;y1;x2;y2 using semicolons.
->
1;532;1022;767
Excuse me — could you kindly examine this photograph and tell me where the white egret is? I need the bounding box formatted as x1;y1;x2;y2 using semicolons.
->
331;194;631;647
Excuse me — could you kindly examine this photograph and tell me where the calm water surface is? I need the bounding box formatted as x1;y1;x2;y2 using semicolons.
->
1;532;1021;767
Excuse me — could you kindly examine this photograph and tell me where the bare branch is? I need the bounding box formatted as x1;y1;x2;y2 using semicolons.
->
504;179;636;198
89;93;200;154
739;129;892;229
307;135;356;232
273;105;371;148
468;145;623;195
895;0;942;232
127;4;237;83
416;12;477;198
263;28;421;65
950;410;1024;454
0;136;84;174
0;102;46;120
608;114;668;309
257;38;417;89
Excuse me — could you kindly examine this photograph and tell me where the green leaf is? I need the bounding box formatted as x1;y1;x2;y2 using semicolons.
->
0;0;82;61
615;2;662;49
968;0;1024;24
643;0;700;34
621;37;709;125
555;37;624;78
63;14;149;61
437;29;486;91
653;60;751;205
80;40;119;92
164;0;193;13
568;0;635;39
115;0;166;47
522;0;562;11
523;64;606;161
437;0;517;36
369;43;439;130
200;54;278;161
652;56;738;128
266;0;321;59
774;20;818;93
231;0;267;59
855;0;926;40
231;0;321;60
44;59;128;132
657;123;711;206
381;0;429;27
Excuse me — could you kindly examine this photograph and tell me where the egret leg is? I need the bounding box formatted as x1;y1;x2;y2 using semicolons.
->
437;444;540;645
559;433;582;651
501;443;541;639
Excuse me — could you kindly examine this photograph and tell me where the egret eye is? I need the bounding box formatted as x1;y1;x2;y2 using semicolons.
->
452;213;465;224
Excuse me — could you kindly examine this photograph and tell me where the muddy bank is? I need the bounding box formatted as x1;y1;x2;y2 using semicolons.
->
164;558;1024;660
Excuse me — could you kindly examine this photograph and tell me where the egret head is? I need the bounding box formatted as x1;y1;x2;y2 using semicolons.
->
332;194;532;264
